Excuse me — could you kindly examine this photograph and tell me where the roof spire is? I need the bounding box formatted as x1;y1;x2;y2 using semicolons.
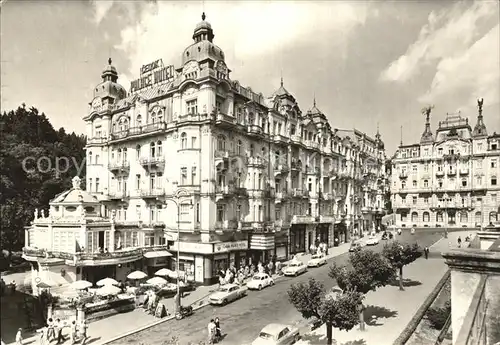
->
202;12;206;21
108;57;112;65
280;71;283;87
313;93;316;107
400;125;403;146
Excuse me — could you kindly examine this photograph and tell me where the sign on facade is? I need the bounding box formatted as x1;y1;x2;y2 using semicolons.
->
130;59;175;93
213;241;248;253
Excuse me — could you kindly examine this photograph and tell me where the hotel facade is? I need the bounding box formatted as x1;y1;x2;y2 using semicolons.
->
390;103;500;229
23;14;388;286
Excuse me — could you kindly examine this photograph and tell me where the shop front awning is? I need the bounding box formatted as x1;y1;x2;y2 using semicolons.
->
144;250;172;258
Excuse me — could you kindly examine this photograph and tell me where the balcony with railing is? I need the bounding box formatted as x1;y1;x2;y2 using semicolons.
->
247;156;267;167
274;162;289;176
291;215;316;224
436;170;445;177
303;189;310;198
214;219;238;231
87;137;108;145
460;168;470;175
291;160;302;171
292;188;303;198
215;112;237;127
215;185;234;202
108;190;129;199
447;169;457;176
399;171;408;179
139;156;165;169
272;134;289;144
108;161;130;173
140;188;165;199
319;215;335;223
247;124;263;136
290;134;301;143
110;122;166;141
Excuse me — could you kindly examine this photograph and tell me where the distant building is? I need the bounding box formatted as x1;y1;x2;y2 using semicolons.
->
23;13;388;286
390;102;500;228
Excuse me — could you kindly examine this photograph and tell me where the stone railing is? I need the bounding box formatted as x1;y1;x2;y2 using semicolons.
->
23;246;165;262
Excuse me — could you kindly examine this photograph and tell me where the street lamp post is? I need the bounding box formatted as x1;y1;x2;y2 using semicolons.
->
165;192;192;316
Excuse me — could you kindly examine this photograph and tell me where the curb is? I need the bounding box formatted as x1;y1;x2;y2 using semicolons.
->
96;302;211;345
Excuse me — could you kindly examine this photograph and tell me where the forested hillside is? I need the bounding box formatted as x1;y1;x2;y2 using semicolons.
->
0;104;87;255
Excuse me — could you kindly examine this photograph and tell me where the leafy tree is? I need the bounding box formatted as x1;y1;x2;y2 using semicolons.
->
383;241;422;291
287;278;361;345
329;249;394;330
0;105;86;260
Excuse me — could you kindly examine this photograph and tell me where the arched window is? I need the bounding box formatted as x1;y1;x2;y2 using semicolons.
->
112;123;117;132
423;212;430;222
136;114;142;127
436;211;443;222
250;144;254;156
460;211;468;223
88;151;93;164
150;142;156;157
181;133;187;149
411;212;418;223
95;154;99;165
117;148;122;162
237;140;242;155
157;110;163;123
119;117;128;131
123;148;127;162
475;211;482;225
217;135;226;151
157;141;162;156
151;112;157;124
261;147;266;158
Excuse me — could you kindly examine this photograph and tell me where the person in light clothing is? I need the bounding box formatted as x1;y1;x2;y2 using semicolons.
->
15;328;23;345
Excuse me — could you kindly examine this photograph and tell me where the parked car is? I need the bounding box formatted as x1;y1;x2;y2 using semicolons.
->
307;254;326;267
251;323;300;345
283;261;307;277
156;281;195;298
349;242;362;252
366;236;379;246
247;273;274;290
208;283;247;305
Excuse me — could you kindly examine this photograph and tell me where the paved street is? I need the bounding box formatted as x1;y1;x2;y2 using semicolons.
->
109;230;443;345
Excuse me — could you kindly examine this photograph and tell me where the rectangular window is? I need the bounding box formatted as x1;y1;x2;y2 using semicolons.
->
180;203;190;222
412;165;417;172
196;203;200;223
89;178;92;192
275;207;280;221
145;234;155;246
181;167;187;185
191;137;197;148
438;148;443;155
191;166;197;185
412;180;417;188
492;178;498;186
491;159;497;168
424;164;429;172
462;180;467;187
412;196;417;205
477;176;482;185
95;178;100;192
217;204;224;222
424;197;429;204
216;97;223;113
136;174;140;190
186;99;198;114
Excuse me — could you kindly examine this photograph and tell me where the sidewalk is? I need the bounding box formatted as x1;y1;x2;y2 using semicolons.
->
296;256;449;345
5;243;353;345
429;230;476;253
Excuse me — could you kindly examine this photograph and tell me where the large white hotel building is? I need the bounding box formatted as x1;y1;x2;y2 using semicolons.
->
391;102;500;229
23;14;388;286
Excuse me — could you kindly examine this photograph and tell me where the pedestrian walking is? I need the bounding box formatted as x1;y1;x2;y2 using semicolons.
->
15;328;23;345
38;326;48;345
458;236;462;248
55;318;65;344
70;320;77;344
79;320;88;345
214;317;222;342
424;247;429;259
267;261;273;275
47;318;55;340
207;319;216;344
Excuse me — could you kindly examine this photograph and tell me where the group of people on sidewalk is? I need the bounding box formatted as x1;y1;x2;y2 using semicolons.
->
217;258;283;287
11;318;88;345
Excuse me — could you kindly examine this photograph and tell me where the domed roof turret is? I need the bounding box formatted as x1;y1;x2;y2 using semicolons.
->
93;58;127;101
181;13;225;65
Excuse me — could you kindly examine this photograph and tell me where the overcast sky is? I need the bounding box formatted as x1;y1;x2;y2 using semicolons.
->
1;0;499;153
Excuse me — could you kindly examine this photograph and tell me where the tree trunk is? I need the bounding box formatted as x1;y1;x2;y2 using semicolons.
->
359;308;365;331
399;266;404;291
326;322;333;345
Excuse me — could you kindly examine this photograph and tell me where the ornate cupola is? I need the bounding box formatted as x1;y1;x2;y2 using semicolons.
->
420;106;434;144
181;13;226;66
92;58;127;105
472;98;488;138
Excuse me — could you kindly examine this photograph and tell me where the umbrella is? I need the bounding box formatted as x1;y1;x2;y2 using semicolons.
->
36;281;53;289
127;271;147;280
96;284;121;296
70;280;93;290
96;278;119;287
146;277;167;286
155;268;173;277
